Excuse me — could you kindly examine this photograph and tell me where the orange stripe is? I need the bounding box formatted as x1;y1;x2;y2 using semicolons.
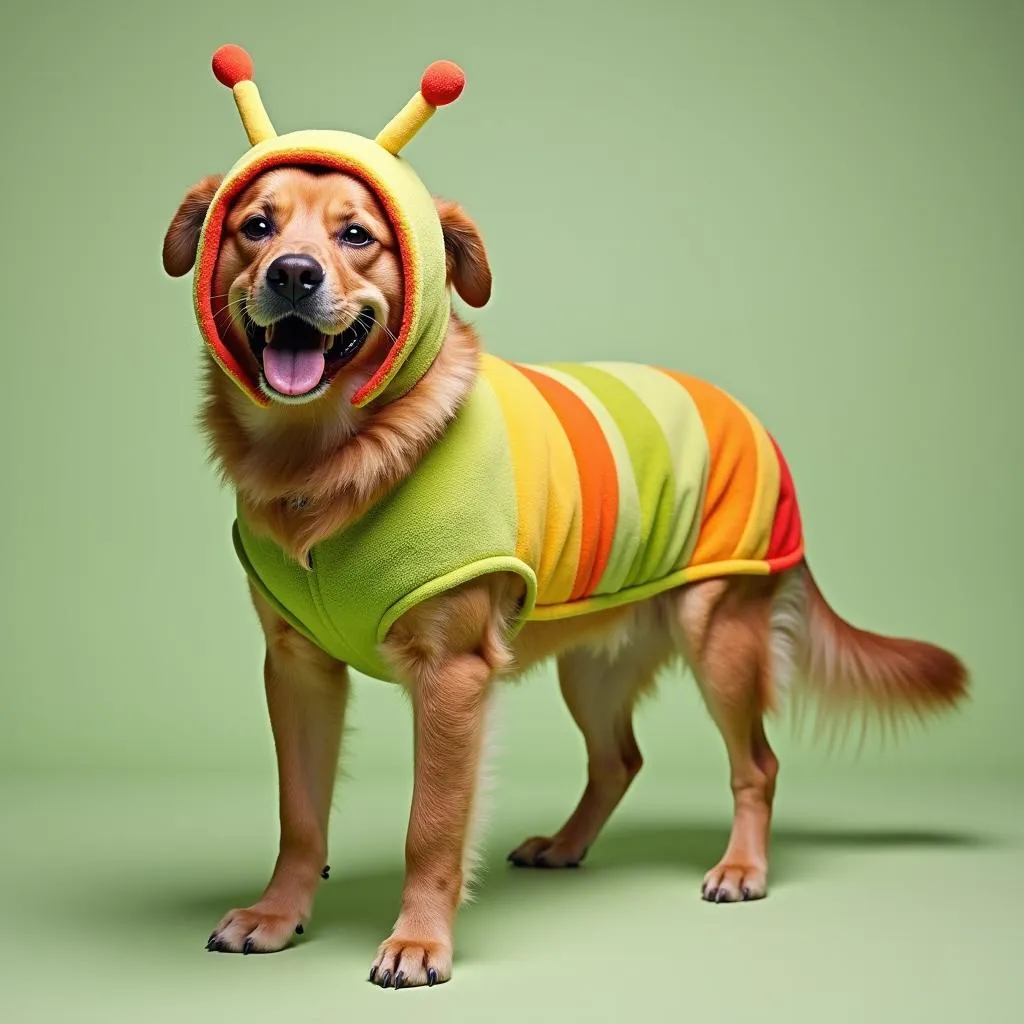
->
515;364;619;599
659;371;759;567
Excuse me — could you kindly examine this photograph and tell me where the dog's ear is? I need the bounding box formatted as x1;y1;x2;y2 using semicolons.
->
162;175;223;278
434;198;492;308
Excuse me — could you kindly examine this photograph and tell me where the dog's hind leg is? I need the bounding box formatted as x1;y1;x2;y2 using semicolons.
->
508;628;672;869
673;577;780;902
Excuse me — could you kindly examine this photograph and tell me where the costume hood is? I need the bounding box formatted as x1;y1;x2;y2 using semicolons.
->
192;44;465;408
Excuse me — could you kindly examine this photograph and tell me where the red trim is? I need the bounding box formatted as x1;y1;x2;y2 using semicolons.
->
194;148;417;407
764;433;805;572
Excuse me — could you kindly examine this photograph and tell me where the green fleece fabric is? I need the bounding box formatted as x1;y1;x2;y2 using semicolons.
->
234;378;538;682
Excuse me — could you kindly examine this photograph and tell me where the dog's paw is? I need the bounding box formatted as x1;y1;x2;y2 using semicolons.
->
507;835;588;869
369;934;452;989
206;904;305;954
701;861;767;903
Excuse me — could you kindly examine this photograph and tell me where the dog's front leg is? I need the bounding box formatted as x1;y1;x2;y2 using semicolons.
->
369;641;495;989
207;585;349;954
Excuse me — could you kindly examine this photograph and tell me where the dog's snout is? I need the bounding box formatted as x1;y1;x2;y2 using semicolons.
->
266;254;325;304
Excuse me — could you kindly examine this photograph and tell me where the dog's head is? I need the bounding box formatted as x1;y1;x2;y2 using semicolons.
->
163;166;490;408
163;46;487;411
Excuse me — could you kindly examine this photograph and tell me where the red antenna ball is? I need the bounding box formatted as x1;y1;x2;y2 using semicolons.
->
420;60;465;107
212;44;254;88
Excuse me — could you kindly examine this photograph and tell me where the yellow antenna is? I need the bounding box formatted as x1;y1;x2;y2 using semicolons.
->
376;60;466;155
212;44;277;146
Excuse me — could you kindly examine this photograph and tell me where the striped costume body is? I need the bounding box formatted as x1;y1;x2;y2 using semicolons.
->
234;354;804;681
483;354;804;620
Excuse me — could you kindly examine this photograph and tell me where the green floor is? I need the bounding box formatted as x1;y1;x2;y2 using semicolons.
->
3;768;1020;1023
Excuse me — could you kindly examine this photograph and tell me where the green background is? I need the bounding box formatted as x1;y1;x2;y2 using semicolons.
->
2;0;1021;1019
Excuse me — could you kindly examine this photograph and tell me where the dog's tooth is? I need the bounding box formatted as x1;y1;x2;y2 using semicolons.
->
266;322;275;343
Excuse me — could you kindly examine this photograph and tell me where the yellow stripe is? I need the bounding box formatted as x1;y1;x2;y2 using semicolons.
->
528;365;642;597
525;558;772;622
481;355;583;605
731;400;780;560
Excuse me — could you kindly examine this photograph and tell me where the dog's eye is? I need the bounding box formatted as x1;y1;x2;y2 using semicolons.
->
340;225;373;248
241;216;273;241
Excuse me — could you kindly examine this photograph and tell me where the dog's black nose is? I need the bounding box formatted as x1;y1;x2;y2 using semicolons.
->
266;254;324;304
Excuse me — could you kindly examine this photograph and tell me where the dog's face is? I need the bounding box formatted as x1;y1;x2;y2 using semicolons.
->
163;166;492;407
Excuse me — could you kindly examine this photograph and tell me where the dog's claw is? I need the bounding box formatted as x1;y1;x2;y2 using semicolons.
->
295;924;304;935
427;967;438;987
395;971;405;990
242;936;255;954
741;885;751;901
369;966;377;983
508;840;589;869
715;888;728;903
379;969;391;989
566;846;589;867
321;865;330;880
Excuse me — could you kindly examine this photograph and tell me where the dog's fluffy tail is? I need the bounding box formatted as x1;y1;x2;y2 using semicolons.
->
777;564;969;739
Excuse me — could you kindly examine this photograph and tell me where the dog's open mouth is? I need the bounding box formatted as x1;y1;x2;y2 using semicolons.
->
245;308;375;399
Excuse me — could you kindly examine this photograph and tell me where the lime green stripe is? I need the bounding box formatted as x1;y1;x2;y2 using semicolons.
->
549;363;676;589
527;365;642;596
591;362;710;580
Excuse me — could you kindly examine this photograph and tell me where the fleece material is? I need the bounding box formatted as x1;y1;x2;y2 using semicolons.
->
233;354;805;682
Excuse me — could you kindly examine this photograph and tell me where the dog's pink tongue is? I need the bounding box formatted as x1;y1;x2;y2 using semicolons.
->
262;346;325;396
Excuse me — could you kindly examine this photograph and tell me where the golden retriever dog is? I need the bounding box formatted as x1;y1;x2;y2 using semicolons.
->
163;165;968;989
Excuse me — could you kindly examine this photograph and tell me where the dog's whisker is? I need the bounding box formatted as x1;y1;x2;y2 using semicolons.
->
364;314;398;347
213;305;251;327
214;295;254;319
373;319;398;344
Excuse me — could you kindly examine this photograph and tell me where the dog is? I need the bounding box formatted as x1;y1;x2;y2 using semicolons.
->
163;164;969;989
